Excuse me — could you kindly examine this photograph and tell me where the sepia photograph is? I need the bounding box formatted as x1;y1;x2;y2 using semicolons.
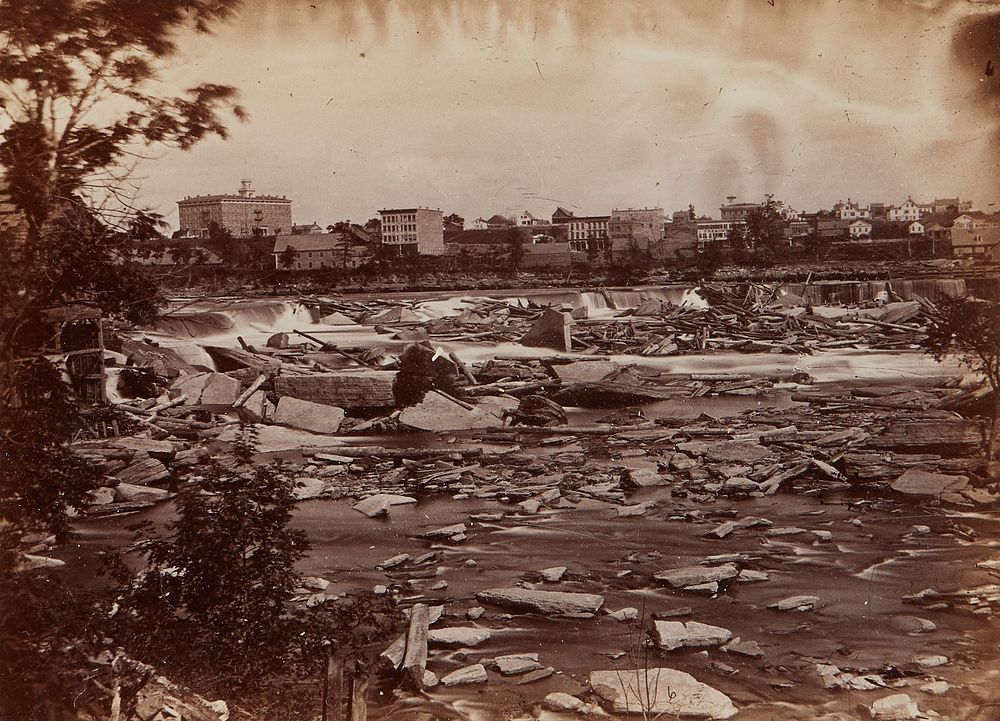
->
1;1;999;719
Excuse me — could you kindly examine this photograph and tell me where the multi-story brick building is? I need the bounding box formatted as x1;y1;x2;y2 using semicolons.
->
550;208;611;252
177;180;292;238
378;207;445;256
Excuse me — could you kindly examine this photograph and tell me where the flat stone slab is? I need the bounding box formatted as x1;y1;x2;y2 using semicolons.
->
169;372;240;406
273;396;345;435
654;620;733;650
892;469;969;497
476;588;605;615
440;663;488;686
399;390;504;432
590;668;737;718
495;654;542;676
703;440;775;464
655;564;739;588
552;360;619;384
427;627;492;648
352;493;417;518
769;595;820;611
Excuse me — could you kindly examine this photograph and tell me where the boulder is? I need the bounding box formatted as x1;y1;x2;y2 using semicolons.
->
552;360;619;384
320;311;359;326
169;372;241;406
399;390;504;432
427;627;491;648
440;664;488;686
891;469;969;497
352;493;417;518
589;668;737;718
769;595;819;611
274;371;397;410
869;693;920;720
476;588;604;615
703;441;774;464
266;332;290;349
538;566;567;582
114;482;170;504
654;621;732;650
494;654;542;676
510;395;567;427
654;564;738;588
542;693;584;712
293;477;327;500
273;397;345;435
519;307;573;352
115;457;170;487
625;468;669;487
87;486;116;506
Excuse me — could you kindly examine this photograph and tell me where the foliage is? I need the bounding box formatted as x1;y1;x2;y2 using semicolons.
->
109;434;401;713
726;199;784;265
0;0;246;360
0;359;100;538
508;228;525;270
695;241;724;273
922;296;1000;469
279;245;299;269
112;454;308;691
0;530;116;721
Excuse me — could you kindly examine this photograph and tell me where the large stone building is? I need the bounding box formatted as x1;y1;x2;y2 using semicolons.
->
177;180;293;238
379;207;445;256
608;207;664;251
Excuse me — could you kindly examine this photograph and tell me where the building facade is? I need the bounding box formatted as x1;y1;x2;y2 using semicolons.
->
609;208;664;251
177;180;292;238
848;219;873;238
888;198;921;222
719;198;762;222
378;207;445;256
696;219;744;249
551;212;611;252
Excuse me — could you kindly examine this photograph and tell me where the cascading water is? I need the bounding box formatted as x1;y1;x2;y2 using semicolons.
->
781;278;967;305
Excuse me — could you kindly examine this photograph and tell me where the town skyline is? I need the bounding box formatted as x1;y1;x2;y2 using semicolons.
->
128;0;998;229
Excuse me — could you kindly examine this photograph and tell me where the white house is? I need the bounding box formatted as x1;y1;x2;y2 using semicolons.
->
908;220;925;235
888;198;922;222
836;200;871;220
470;217;488;230
515;210;546;227
848;219;873;238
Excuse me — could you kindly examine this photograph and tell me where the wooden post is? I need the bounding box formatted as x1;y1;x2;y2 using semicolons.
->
448;351;477;385
401;603;430;689
347;662;369;721
321;641;343;721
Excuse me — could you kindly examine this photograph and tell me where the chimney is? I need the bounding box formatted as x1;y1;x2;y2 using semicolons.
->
239;179;255;198
726;196;736;205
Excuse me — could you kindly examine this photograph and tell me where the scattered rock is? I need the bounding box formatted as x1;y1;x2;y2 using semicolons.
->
538;566;567;582
655;564;738;588
543;692;584;712
114;482;170;504
654;620;732;650
476;588;604;615
769;595;819;611
428;628;492;648
440;663;488;686
495;654;543;676
352;493;416;518
891;469;969;498
869;693;920;720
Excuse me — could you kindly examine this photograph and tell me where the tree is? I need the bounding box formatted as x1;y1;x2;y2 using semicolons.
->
727;199;784;265
113;452;309;691
0;5;247;716
1;0;246;370
278;245;298;270
921;297;1000;475
508;228;525;270
444;212;464;228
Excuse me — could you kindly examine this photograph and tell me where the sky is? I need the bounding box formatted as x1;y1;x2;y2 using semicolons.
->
133;0;1000;230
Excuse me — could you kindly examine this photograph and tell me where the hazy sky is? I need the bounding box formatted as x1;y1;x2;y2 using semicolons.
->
135;0;1000;229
